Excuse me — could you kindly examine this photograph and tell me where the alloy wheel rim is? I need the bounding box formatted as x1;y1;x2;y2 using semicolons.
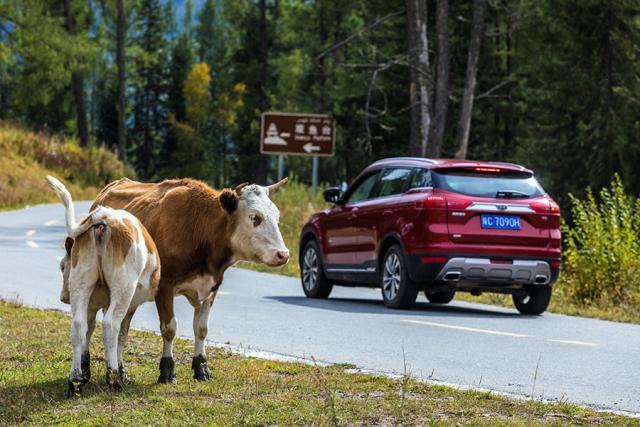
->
382;253;401;300
302;247;318;291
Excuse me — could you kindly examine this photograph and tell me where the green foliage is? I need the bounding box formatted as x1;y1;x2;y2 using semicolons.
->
129;0;172;179
0;0;97;132
560;175;640;308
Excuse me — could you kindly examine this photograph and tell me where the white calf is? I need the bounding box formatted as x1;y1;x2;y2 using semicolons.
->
47;176;160;396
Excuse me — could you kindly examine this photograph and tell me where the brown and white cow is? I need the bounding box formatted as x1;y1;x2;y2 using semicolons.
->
91;177;289;382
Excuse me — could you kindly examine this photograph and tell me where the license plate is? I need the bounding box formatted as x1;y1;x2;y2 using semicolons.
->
481;214;521;230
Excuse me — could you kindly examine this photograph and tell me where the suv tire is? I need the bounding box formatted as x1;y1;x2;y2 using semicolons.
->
512;285;552;315
300;240;333;298
425;289;456;304
380;245;419;309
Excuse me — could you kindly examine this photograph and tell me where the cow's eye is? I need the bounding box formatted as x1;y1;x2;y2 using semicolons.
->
251;215;263;227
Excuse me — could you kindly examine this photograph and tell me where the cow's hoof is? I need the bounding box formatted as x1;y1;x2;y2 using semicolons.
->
106;368;124;392
81;352;91;381
192;354;212;381
118;365;129;383
158;357;176;384
66;379;83;399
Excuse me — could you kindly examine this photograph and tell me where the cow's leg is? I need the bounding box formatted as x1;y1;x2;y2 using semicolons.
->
81;306;99;382
156;286;177;383
191;292;216;381
67;276;97;398
102;279;136;391
117;309;135;382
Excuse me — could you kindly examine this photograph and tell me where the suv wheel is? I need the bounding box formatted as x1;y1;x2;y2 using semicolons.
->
380;245;418;309
512;286;552;315
424;289;456;304
300;240;333;298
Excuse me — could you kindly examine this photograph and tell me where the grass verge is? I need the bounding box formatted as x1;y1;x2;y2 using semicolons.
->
0;300;635;425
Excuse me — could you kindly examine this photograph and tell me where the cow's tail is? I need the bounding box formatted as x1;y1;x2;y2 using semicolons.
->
46;176;76;235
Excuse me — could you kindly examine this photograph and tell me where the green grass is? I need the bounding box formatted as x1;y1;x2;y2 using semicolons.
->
0;300;635;425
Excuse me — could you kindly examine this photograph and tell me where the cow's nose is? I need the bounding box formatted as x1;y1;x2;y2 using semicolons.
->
276;250;290;263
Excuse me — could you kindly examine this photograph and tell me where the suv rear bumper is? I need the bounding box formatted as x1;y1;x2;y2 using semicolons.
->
407;254;560;287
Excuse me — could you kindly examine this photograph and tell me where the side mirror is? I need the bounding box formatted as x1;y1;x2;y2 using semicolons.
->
323;187;342;204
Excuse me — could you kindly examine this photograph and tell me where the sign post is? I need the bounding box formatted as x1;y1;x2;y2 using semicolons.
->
260;112;335;191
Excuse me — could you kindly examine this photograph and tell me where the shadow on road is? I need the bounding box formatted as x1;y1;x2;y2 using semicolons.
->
266;295;521;319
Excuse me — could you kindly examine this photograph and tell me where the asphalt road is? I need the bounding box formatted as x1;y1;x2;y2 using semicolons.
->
1;201;639;414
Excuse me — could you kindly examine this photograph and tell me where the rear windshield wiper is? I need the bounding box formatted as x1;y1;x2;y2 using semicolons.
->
496;190;529;199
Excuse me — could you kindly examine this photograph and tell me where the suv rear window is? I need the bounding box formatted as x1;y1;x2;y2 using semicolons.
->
432;169;545;199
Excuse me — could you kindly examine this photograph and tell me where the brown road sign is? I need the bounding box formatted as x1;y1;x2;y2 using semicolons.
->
260;112;335;157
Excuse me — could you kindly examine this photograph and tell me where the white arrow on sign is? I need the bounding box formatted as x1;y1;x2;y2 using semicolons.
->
303;142;320;153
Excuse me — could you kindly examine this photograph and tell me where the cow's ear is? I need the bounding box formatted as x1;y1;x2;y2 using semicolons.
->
64;237;74;256
219;189;239;214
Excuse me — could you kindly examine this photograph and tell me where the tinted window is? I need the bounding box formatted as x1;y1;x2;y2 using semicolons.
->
347;172;379;203
373;168;412;198
432;169;544;198
409;169;432;189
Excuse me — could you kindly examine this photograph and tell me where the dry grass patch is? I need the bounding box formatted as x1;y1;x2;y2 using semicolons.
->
0;122;132;210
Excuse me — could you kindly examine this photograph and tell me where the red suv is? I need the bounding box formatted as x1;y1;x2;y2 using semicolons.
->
299;158;561;314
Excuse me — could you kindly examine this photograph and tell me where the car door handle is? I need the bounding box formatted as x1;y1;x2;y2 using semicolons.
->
382;210;392;218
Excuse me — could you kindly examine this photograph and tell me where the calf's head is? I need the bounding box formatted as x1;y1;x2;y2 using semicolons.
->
219;178;290;267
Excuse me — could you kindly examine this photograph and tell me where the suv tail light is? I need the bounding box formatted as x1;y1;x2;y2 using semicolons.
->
417;195;446;208
416;195;472;209
530;200;560;214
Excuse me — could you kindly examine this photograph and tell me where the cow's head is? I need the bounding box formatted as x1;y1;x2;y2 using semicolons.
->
219;178;290;267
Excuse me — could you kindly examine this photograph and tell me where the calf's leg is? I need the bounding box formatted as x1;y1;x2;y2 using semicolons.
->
117;309;136;381
102;279;136;391
81;306;99;382
191;292;216;381
67;278;96;398
156;286;177;383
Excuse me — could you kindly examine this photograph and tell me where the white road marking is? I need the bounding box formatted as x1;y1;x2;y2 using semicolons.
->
401;319;529;338
25;229;36;236
548;339;598;347
26;240;39;248
44;219;57;226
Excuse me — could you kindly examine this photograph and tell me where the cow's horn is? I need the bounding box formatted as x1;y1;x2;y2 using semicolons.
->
234;182;249;194
267;177;288;195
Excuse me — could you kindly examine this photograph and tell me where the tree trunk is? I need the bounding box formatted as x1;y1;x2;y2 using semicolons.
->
63;0;89;147
256;0;269;183
454;0;486;159
406;0;431;157
116;0;127;162
428;0;449;157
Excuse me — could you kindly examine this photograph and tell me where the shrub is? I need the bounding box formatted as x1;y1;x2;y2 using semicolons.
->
559;175;640;306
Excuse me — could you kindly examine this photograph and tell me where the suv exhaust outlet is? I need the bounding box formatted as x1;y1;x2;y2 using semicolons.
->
534;275;548;284
443;271;462;281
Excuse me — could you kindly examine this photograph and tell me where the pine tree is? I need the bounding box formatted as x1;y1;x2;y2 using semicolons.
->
130;0;170;179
